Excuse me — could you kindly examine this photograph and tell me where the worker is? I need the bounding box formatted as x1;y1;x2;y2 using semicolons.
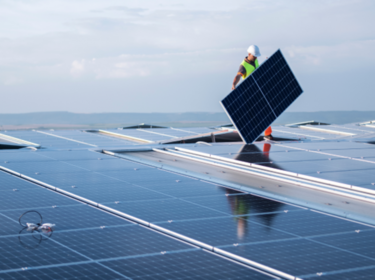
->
231;45;273;140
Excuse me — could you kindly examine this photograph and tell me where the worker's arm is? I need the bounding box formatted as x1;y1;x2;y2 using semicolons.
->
231;73;242;90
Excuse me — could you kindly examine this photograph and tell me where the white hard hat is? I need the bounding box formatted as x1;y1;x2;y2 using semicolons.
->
247;45;261;57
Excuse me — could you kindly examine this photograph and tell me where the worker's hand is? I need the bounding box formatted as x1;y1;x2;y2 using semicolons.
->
231;84;236;90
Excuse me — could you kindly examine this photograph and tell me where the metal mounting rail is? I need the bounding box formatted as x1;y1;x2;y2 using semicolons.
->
0;133;40;147
0;164;299;280
150;148;375;206
297;126;356;136
95;130;153;143
174;146;375;198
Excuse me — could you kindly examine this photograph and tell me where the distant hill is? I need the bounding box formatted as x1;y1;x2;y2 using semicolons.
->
0;111;374;128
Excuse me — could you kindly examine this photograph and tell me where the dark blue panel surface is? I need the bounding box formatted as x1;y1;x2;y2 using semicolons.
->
3;161;89;175
67;183;171;203
3;205;132;232
53;226;191;260
30;172;122;189
101;169;195;184
229;150;341;163
221;50;303;143
311;169;375;188
0;189;80;210
162;216;295;246
224;239;375;276
175;143;296;155
252;50;303;116
278;141;375;151
0;234;87;270
182;193;300;216
102;250;276;280
47;130;135;146
322;148;375;159
0;151;55;163
64;158;151;172
0;171;40;191
250;210;370;237
104;198;226;223
306;266;375;279
0;263;123;280
312;230;375;259
35;151;114;161
0;214;23;237
257;158;375;175
139;181;235;198
2;131;85;148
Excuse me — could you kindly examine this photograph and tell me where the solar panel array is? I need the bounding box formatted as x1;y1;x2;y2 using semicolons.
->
221;49;303;144
1;124;375;279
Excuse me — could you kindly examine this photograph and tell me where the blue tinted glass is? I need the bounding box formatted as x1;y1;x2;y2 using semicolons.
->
306;266;375;279
0;189;80;210
0;171;40;191
61;158;151;172
162;216;295;246
249;210;371;237
256;158;375;175
104;198;226;223
100;169;196;184
321;148;375;159
224;239;374;276
0;263;124;280
137;181;236;198
182;194;299;216
0;151;55;163
67;183;171;203
101;250;276;280
312;230;375;259
3;161;89;175
311;169;375;188
52;226;191;260
0;214;23;237
3;131;85;148
28;172;122;189
35;150;114;161
3;205;132;231
0;234;86;270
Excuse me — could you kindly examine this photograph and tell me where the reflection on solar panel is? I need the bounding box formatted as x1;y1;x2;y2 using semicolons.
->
221;49;303;144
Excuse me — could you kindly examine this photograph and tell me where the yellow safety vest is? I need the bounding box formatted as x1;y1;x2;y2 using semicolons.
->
241;59;259;79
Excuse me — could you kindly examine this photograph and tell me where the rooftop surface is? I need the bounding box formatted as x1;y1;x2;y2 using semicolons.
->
1;122;375;279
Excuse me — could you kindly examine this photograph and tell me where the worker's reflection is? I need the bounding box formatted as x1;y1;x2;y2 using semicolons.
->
226;143;282;240
263;143;271;159
234;143;280;168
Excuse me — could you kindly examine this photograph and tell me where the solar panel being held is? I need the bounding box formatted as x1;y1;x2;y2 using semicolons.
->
221;49;303;144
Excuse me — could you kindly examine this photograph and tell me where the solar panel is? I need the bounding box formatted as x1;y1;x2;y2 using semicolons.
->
221;49;303;144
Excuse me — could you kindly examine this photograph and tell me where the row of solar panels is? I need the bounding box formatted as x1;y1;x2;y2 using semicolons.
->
1;148;375;279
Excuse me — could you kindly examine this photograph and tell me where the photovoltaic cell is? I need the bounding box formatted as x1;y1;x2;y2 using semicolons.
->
0;235;87;271
52;226;191;260
101;250;276;279
221;49;303;143
3;205;132;231
224;238;374;276
0;263;124;280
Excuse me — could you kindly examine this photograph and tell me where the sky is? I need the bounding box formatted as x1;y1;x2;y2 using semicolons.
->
1;0;375;113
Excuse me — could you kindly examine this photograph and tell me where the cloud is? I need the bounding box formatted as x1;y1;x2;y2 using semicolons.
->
70;59;85;76
285;39;375;72
0;0;375;113
2;75;22;85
